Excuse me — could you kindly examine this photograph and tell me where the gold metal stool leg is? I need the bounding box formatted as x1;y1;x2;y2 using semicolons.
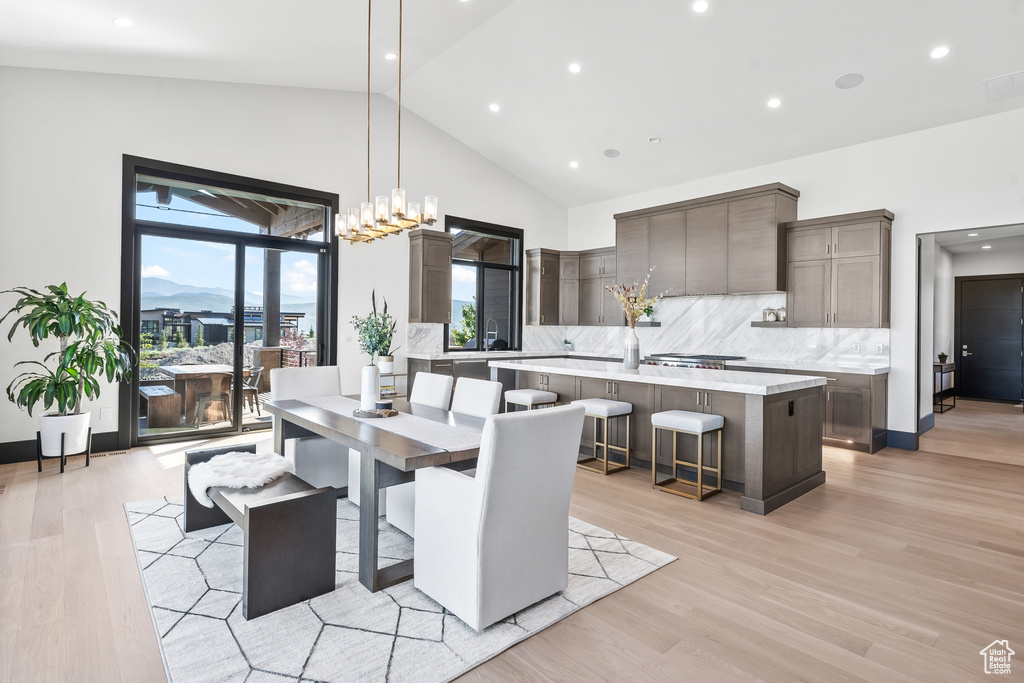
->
577;412;630;475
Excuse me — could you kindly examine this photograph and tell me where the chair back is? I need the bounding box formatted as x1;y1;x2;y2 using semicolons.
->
450;377;502;418
473;404;585;563
270;365;342;400
409;372;453;410
244;366;264;390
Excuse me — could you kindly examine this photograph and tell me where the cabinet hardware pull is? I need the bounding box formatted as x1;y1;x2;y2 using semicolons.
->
541;267;545;275
826;377;838;381
833;313;836;323
448;256;452;264
540;314;544;323
696;391;701;403
825;313;829;323
827;390;830;401
826;243;830;254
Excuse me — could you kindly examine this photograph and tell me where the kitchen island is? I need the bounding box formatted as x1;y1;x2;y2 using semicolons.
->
489;358;827;515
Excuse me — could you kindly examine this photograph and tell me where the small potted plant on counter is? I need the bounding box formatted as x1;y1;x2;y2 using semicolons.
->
563;338;573;352
937;352;948;363
606;267;664;370
2;283;134;462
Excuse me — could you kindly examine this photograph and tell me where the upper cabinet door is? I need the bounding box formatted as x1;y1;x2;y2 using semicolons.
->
788;227;832;262
648;211;686;297
832;255;881;327
727;195;781;293
685;203;728;295
579;253;604;279
615;217;649;286
833;221;881;258
787;259;832;327
578;277;605;325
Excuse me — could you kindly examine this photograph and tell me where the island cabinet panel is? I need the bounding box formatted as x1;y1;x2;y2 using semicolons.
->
761;389;822;493
655;387;746;486
615;217;650;285
409;231;454;324
727;194;791;293
515;370;577;404
648;211;686;296
787;370;886;453
825;385;871;444
685;203;729;295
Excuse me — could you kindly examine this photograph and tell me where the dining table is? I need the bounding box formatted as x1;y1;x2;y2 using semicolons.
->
264;395;484;592
157;364;249;423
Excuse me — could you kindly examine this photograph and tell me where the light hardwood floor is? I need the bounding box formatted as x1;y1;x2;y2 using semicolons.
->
1;405;1022;683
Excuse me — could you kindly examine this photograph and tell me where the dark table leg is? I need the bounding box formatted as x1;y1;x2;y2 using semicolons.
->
358;449;414;592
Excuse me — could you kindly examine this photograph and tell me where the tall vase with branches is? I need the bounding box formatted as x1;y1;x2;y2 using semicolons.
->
606;268;665;369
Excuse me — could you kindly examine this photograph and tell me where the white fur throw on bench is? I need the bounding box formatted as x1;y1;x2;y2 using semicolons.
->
187;450;296;508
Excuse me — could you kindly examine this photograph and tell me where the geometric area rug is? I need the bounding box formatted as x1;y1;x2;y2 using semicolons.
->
126;497;676;683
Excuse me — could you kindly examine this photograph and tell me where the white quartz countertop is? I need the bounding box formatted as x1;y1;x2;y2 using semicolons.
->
727;359;890;375
488;358;826;396
406;350;615;361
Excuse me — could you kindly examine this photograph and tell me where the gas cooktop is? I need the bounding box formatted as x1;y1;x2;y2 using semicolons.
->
647;353;746;361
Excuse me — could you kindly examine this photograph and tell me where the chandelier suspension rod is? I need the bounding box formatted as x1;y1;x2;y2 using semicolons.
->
366;0;372;204
397;0;403;189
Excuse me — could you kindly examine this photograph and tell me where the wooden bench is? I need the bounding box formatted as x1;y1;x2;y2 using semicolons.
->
140;385;180;428
183;444;337;620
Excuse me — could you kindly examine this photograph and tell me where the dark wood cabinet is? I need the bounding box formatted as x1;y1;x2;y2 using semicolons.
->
787;370;887;453
613;183;799;297
409;231;454;324
615;217;650;285
452;358;489;381
577;247;619;326
648;211;686;296
685;203;729;295
578;277;604;326
785;210;892;329
526;248;559;325
580;248;615;279
727;194;796;293
576;378;654;462
559;252;580;325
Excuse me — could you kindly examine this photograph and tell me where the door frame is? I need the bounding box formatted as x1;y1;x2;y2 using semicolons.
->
953;272;1024;402
119;155;339;449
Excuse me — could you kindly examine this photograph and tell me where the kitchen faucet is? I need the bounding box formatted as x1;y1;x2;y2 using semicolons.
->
484;318;499;351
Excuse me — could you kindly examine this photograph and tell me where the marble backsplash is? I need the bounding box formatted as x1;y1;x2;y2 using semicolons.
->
408;294;890;364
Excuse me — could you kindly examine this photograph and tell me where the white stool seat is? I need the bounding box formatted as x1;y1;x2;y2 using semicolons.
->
505;389;557;406
651;410;724;433
571;398;633;418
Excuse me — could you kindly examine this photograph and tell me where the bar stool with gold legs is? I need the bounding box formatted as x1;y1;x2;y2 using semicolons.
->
504;388;558;412
571;398;632;474
651;410;723;500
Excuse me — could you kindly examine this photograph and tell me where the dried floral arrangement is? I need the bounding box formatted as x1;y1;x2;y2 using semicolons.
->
605;267;665;328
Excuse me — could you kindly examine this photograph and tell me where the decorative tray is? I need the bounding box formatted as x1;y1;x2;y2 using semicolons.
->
353;409;399;419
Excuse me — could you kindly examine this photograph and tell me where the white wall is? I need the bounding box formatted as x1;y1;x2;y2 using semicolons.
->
933;246;954;361
0;65;568;445
953;247;1024;278
918;235;935;425
568;107;1024;437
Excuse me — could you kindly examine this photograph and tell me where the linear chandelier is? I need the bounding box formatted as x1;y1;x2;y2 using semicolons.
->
339;0;437;244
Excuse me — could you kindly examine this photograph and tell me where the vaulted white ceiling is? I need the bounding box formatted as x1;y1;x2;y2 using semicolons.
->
2;0;1023;207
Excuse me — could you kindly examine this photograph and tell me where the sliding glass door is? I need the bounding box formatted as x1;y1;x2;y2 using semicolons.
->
123;157;337;447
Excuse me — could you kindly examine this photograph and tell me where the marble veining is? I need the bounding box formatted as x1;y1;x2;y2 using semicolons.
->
524;294;890;365
488;358;826;395
406;323;444;356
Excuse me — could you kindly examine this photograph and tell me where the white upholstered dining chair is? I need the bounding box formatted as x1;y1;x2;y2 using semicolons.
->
449;377;502;418
409;372;454;410
386;372;459;535
270;365;385;513
412;404;586;631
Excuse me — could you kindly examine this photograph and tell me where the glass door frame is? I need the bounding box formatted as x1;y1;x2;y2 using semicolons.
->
119;155;339;449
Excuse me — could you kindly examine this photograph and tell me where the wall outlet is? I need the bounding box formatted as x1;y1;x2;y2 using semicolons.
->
101;407;112;421
851;343;861;353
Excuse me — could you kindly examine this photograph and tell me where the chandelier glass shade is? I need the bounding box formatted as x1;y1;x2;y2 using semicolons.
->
339;0;437;244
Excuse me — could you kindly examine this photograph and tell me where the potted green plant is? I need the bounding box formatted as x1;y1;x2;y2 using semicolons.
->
937;352;948;363
351;290;399;373
2;283;134;457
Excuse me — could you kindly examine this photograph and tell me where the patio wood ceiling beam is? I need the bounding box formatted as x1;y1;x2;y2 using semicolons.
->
186;193;271;229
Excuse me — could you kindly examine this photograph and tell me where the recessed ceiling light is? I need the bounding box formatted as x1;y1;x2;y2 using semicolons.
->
930;45;950;59
488;103;500;112
967;232;979;237
384;52;397;60
834;73;864;90
569;161;579;169
767;97;782;108
692;0;709;13
982;245;992;249
568;63;581;74
648;136;661;144
603;149;621;158
113;17;133;27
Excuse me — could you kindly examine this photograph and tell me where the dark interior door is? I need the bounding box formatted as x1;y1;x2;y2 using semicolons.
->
958;277;1023;401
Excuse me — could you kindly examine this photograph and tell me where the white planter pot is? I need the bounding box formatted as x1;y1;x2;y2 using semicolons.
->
39;412;91;457
376;355;395;375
